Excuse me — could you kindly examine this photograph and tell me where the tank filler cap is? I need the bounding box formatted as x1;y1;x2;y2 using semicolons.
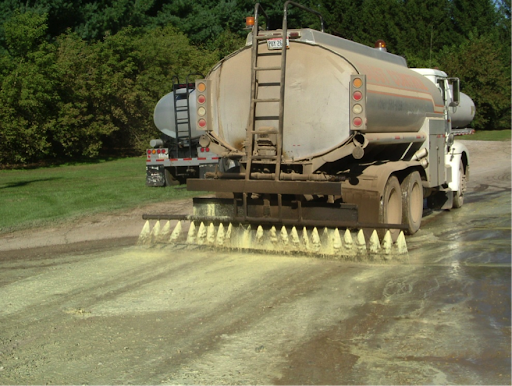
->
199;135;210;148
374;39;387;52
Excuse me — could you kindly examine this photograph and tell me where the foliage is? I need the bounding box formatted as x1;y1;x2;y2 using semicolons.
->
0;13;217;163
439;34;511;130
0;11;59;163
0;0;510;165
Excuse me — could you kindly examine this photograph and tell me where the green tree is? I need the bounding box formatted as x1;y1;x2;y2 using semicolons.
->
451;0;499;38
357;0;403;51
319;0;363;41
54;25;217;158
439;34;511;130
398;0;455;66
0;11;60;163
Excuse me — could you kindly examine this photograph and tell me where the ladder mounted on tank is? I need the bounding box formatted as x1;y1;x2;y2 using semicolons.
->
244;1;324;182
171;73;204;159
241;2;324;220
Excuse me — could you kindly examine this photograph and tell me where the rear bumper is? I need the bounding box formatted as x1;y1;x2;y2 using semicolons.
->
187;178;342;195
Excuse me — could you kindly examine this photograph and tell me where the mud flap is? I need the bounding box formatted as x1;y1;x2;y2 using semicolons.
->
427;190;453;210
146;165;165;187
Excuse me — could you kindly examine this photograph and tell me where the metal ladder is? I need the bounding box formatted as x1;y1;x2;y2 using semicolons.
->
244;1;324;182
244;3;284;182
172;73;203;159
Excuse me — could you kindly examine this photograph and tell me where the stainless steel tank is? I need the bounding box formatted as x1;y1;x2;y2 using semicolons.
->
153;88;199;139
206;29;444;161
451;93;475;128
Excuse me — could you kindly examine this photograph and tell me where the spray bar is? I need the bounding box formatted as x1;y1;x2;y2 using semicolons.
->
141;213;408;230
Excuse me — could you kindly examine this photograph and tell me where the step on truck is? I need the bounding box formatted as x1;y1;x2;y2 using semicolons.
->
146;74;220;187
139;1;475;259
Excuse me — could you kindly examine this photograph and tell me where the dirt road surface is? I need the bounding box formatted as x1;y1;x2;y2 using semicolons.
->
0;140;510;385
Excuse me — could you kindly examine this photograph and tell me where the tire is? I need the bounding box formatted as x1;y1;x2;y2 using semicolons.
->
379;175;402;241
164;168;180;187
401;171;423;235
453;159;466;208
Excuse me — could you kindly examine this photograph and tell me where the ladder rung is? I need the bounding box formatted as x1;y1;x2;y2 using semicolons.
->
254;66;281;71
248;130;279;135
253;98;280;103
250;155;278;160
255;116;279;121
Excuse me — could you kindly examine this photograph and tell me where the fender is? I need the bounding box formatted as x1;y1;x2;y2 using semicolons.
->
341;160;424;224
447;140;470;193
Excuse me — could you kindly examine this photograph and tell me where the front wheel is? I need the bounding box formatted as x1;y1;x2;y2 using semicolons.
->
401;171;423;235
453;159;466;208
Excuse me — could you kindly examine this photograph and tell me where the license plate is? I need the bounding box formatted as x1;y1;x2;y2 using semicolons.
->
267;38;289;50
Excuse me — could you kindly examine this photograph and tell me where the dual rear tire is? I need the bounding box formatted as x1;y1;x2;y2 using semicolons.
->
380;171;423;240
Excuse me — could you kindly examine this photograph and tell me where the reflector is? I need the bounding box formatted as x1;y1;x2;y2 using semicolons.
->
353;91;363;101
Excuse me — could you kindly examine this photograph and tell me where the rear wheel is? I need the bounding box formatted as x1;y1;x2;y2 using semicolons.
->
401;171;423;235
453;159;466;208
379;175;402;241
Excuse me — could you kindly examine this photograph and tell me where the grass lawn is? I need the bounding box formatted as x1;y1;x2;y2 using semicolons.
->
462;129;511;141
0;157;199;233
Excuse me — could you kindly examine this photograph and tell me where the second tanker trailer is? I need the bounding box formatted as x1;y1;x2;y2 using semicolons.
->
139;1;475;257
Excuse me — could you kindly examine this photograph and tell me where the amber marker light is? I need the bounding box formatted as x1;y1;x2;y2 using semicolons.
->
197;82;206;93
246;16;255;28
375;39;387;51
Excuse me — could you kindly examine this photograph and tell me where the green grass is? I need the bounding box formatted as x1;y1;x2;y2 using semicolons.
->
461;129;511;141
0;157;199;233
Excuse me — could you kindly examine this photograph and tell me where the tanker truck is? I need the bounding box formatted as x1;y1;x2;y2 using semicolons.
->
139;1;475;258
146;74;219;187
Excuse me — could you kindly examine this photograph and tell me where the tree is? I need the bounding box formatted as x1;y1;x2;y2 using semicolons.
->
398;0;455;66
54;25;218;158
0;11;60;163
439;34;511;130
451;0;499;39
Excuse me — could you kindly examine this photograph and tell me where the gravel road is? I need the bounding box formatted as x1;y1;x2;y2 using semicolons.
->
0;140;510;385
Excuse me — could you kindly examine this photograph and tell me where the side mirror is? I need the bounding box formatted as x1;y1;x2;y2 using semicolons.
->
448;78;460;107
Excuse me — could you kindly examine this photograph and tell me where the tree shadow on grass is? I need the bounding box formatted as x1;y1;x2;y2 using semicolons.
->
0;177;62;189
